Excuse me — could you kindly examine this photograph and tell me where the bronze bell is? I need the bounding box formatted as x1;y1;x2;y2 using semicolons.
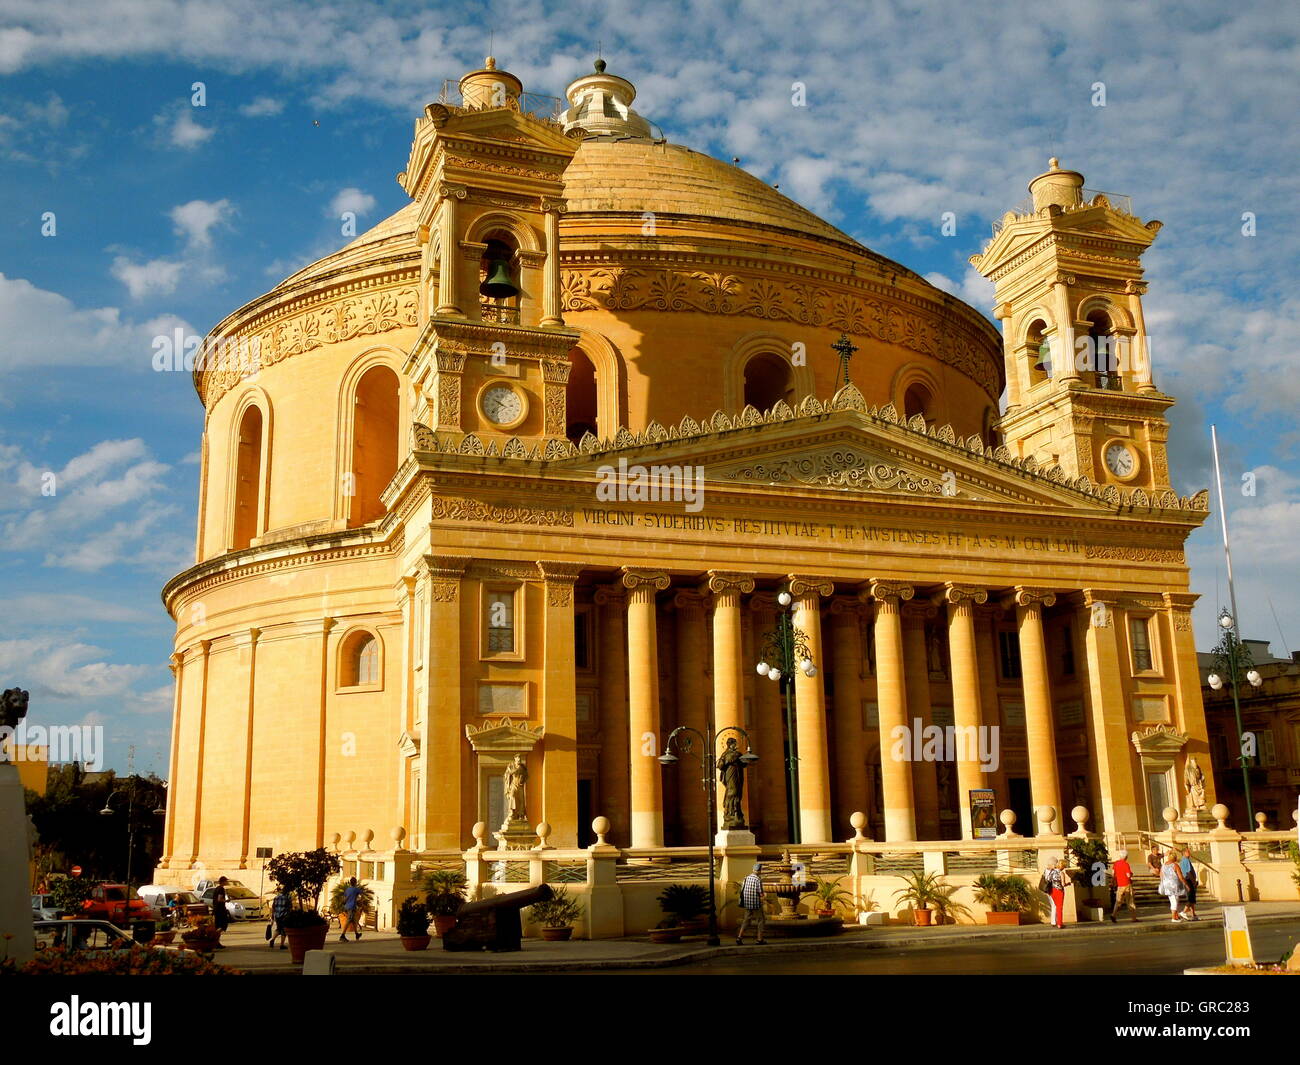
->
480;257;519;299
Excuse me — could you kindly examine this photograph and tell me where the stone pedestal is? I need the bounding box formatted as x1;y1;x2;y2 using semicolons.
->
494;819;535;851
1178;807;1216;833
714;828;756;848
0;764;35;965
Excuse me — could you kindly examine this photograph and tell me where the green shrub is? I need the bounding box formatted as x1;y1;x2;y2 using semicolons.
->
396;896;430;937
528;885;583;929
656;883;709;920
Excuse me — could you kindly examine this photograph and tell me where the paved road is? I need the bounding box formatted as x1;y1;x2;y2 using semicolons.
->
584;920;1300;975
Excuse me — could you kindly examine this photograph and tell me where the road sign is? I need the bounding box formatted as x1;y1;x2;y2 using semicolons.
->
70;866;82;878
1222;903;1254;966
255;847;272;859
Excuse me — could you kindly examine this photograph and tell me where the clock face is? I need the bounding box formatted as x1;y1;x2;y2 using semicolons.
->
1104;442;1137;478
481;385;524;426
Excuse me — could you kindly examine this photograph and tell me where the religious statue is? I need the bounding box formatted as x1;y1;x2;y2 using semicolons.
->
502;754;528;826
1184;757;1207;810
926;628;946;678
716;736;748;830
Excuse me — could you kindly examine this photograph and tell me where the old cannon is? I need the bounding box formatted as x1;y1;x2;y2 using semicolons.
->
442;883;553;952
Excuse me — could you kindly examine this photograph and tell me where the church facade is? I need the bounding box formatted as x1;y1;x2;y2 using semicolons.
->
156;59;1214;880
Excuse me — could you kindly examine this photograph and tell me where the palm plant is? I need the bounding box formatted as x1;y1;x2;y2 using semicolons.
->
972;873;1033;914
891;870;943;912
528;885;583;929
328;880;374;917
656;883;710;922
801;875;854;914
423;867;468;917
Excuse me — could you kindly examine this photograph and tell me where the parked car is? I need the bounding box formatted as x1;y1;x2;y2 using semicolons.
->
34;919;138;951
31;894;61;920
80;883;157;925
137;887;208;923
195;879;265;922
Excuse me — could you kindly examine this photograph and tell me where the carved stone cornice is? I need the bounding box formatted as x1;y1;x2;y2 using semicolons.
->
1130;723;1189;755
423;553;470;603
535;560;585;583
788;574;834;599
943;582;988;606
465;718;545;754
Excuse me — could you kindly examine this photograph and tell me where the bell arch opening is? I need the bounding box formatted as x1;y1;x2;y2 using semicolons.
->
566;345;599;444
742;351;795;412
348;365;400;527
232;404;264;550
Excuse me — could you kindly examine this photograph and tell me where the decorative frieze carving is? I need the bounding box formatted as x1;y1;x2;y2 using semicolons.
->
723;450;947;495
1084;544;1185;563
430;496;574;526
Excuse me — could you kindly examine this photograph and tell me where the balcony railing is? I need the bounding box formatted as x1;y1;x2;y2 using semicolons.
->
436;80;564;122
479;301;520;325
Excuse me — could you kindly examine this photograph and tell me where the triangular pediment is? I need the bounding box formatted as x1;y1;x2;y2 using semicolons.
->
441;108;580;155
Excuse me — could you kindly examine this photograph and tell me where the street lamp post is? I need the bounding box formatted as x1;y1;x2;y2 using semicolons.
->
754;588;816;844
100;763;166;889
1206;608;1264;825
658;724;757;947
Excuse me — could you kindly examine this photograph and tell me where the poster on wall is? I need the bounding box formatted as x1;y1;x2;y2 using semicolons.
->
969;788;998;839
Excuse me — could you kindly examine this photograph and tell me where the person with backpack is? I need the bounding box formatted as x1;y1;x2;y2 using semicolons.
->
339;877;363;943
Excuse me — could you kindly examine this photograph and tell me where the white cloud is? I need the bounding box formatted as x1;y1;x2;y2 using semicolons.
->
165;107;213;149
0;273;189;371
924;267;994;315
0;637;154;702
328;187;376;219
109;255;184;299
239;95;283;117
170;198;233;249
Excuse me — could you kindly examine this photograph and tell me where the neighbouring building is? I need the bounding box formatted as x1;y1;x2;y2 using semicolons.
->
155;58;1217;884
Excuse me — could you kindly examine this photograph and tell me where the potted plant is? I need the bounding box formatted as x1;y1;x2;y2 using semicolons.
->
151;916;176;945
422;869;468;936
329;879;375;932
1066;837;1111;907
267;848;341;962
656;884;710;933
527;884;584;941
855;891;882;926
892;870;944;926
973;873;1033;925
179;915;222;952
396;896;431;950
649;916;684;944
801;875;853;918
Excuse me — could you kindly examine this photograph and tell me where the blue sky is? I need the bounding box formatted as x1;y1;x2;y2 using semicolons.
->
1;0;1297;775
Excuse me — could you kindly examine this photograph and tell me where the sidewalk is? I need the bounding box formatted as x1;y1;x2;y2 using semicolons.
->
209;901;1300;974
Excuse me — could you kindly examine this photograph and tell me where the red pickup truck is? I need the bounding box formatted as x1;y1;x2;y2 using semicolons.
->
80;883;155;925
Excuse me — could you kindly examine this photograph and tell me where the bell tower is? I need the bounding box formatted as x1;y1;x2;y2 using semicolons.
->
970;159;1173;489
399;57;582;444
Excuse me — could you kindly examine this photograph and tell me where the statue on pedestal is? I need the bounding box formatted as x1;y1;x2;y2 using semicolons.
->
717;737;747;830
1184;757;1206;810
502;754;528;827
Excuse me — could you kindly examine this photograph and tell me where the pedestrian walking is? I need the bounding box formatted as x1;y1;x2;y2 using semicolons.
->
340;876;363;942
736;863;767;945
1043;859;1068;928
211;876;230;936
1179;846;1199;921
1110;849;1138;922
270;886;292;950
1159;851;1188;921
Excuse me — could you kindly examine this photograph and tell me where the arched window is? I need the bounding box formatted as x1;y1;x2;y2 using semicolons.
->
1025;319;1051;385
982;406;999;449
742;352;794;412
479;235;520;324
903;383;933;424
565;345;599;444
348;365;400;527
339;630;380;688
1086;311;1121;391
232;404;264;550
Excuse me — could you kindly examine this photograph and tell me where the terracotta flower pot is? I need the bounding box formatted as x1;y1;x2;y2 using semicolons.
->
285;923;328;963
985;911;1021;925
180;932;221;953
400;935;432;951
649;927;684;943
540;926;573;941
816;909;835;919
432;915;457;937
681;917;709;934
913;907;933;926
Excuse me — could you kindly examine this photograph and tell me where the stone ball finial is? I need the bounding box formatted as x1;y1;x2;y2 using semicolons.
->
391;826;406;844
1212;803;1230;830
536;821;552;848
345;830;356;846
1049;157;1060;170
362;828;374;846
485;55;496;70
592;816;610;845
1255;811;1269;830
1292;807;1299;826
1037;805;1057;834
594;57;606;73
1162;805;1179;828
1071;805;1089;831
850;811;867;839
472;821;487;846
1000;809;1017;827
330;832;341;847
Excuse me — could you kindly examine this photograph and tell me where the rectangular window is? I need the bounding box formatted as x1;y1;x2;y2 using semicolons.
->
486;589;515;654
1129;616;1153;672
998;630;1022;680
1060;624;1075;676
1254;729;1276;767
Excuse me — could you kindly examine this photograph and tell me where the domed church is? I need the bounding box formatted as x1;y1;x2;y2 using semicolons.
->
156;58;1214;883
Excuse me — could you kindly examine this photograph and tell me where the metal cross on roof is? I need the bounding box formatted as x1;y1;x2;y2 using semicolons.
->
831;333;859;389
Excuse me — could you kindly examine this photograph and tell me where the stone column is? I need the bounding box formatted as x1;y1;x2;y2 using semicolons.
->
865;580;916;841
1051;274;1079;385
673;589;710;840
1016;588;1061;835
707;571;755;827
239;627;260;868
1079;590;1141;834
538;561;584;847
188;639;212;864
622;568;670;847
540;198;566;327
790;574;834;842
160;651;184;868
422;554;469;850
944;582;989;838
1126;280;1156;392
434;182;467;317
748;594;789;841
829;597;868;835
315;618;335;849
594;585;630;839
902;601;941;839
